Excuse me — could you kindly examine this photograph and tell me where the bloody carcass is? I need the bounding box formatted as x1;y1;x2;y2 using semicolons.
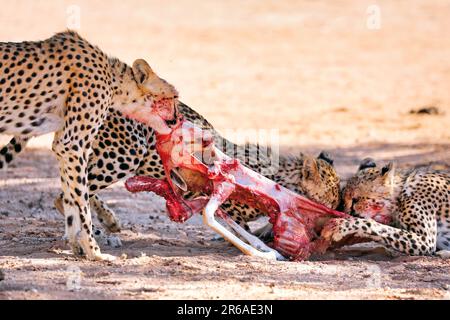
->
125;116;351;261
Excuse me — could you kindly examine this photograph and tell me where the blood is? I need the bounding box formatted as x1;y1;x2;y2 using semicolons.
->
152;98;176;121
126;116;351;260
125;176;208;223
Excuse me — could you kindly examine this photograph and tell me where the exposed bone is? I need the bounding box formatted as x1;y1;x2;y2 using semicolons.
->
201;182;281;260
125;115;351;260
218;209;286;260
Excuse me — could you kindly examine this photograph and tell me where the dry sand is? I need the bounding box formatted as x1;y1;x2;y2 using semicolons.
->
0;0;449;299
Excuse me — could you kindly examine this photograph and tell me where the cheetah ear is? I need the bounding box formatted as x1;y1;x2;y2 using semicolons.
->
302;157;320;181
381;161;394;176
132;59;156;85
381;162;396;190
358;157;376;171
317;151;334;166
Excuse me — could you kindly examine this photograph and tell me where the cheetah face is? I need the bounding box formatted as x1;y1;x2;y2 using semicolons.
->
133;59;178;121
298;152;341;209
342;159;395;225
119;59;179;134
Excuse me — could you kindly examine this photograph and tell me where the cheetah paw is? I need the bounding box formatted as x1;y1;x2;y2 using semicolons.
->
321;219;345;243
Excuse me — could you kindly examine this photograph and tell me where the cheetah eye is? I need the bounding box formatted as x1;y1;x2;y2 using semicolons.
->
348;197;359;215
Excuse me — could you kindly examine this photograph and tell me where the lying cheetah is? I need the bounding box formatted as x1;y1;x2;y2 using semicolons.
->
0;31;178;260
322;159;450;257
2;102;341;245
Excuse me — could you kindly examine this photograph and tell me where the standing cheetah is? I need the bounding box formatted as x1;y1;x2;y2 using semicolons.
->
322;159;450;257
2;102;342;246
0;31;178;260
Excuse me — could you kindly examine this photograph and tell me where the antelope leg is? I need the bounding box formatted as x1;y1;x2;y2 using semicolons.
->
219;212;285;261
202;182;281;261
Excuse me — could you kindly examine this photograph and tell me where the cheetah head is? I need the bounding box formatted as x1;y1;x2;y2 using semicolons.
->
342;158;396;225
118;59;179;134
297;152;341;209
132;59;178;108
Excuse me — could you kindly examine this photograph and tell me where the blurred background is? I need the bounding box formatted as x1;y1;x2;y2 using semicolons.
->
0;0;449;164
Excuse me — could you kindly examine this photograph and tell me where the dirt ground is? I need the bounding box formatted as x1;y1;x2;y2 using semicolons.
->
0;0;449;300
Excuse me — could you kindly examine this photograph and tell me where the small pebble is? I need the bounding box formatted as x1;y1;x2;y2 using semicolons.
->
409;106;441;115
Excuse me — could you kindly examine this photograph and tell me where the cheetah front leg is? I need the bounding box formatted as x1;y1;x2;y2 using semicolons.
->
55;192;121;233
52;108;115;261
53;137;112;260
321;217;437;256
89;194;121;233
89;194;122;248
54;193;122;248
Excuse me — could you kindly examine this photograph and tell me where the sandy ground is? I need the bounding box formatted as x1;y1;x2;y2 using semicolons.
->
1;0;450;300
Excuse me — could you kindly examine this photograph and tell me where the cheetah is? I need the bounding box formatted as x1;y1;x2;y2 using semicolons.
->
0;31;179;260
321;158;450;258
2;102;341;245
